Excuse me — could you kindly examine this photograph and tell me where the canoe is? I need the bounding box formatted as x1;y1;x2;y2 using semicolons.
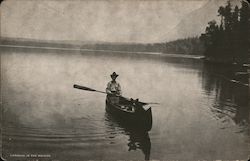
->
105;96;152;131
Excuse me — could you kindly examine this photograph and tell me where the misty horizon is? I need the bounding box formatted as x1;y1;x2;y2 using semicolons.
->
0;0;235;43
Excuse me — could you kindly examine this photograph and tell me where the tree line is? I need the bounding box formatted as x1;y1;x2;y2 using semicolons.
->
200;0;250;64
80;37;204;55
160;37;205;55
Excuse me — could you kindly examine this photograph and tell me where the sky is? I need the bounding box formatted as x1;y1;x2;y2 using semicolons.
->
1;0;217;43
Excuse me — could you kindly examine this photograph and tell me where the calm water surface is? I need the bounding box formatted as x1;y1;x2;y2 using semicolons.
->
1;49;250;160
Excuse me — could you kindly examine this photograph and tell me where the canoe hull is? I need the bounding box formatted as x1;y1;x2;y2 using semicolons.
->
105;99;152;131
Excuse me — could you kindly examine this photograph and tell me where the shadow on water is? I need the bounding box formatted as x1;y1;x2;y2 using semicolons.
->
201;63;250;134
104;112;151;161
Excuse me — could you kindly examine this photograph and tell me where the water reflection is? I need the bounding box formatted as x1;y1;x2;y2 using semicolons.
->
104;112;151;160
2;51;250;160
201;63;250;133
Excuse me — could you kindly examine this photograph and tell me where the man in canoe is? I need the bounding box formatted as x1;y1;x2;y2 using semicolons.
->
106;72;122;104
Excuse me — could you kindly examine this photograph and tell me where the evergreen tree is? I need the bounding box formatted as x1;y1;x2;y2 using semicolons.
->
239;0;250;61
200;0;250;64
232;6;240;60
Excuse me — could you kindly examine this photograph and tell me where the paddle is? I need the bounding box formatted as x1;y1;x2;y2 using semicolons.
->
73;84;106;94
73;84;159;105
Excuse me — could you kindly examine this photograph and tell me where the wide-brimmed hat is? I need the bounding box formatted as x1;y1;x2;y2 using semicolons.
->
110;72;119;78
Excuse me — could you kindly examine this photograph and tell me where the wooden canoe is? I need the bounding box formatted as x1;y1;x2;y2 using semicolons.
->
105;96;152;131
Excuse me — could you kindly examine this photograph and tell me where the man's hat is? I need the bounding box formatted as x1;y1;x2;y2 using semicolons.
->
110;72;119;78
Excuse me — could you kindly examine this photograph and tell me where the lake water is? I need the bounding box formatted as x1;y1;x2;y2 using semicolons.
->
1;48;250;160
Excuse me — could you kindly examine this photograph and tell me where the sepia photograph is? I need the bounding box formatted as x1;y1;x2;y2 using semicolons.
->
0;0;250;160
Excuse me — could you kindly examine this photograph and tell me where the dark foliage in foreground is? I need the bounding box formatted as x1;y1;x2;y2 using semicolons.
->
200;1;250;64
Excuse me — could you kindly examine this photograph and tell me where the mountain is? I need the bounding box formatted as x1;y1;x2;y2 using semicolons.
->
163;0;238;42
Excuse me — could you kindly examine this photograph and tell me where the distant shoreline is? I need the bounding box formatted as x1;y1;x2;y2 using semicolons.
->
0;44;204;60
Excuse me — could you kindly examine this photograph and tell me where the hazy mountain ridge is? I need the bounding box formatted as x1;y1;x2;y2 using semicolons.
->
164;0;239;41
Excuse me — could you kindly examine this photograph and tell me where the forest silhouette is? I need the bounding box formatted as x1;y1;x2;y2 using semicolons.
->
200;0;250;64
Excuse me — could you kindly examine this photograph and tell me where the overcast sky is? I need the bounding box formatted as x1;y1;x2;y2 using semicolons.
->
1;0;213;43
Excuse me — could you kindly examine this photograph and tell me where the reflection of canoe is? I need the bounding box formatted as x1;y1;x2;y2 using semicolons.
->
105;112;151;160
105;96;152;131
